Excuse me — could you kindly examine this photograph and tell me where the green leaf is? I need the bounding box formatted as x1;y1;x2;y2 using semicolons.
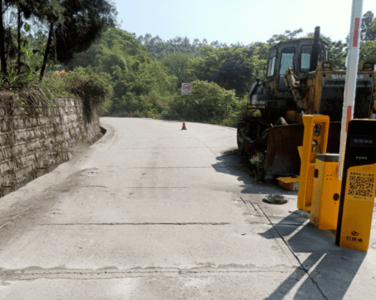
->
24;23;30;32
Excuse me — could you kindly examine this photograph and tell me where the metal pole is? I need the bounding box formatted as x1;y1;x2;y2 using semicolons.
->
338;0;363;181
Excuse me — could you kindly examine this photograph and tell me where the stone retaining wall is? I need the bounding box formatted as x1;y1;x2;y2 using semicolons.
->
0;92;102;198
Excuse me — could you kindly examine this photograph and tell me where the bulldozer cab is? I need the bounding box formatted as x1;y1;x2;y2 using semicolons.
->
266;38;329;91
242;26;376;180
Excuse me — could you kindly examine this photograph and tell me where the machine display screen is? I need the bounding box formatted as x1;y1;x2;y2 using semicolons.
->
349;135;376;148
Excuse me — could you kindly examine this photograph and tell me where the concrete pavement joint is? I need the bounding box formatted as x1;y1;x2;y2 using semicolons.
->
72;186;188;189
240;197;268;222
254;203;329;300
39;222;230;226
0;265;301;281
117;147;208;149
102;187;188;189
181;131;218;157
103;166;226;169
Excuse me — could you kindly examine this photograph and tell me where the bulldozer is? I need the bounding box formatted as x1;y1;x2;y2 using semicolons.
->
237;26;376;180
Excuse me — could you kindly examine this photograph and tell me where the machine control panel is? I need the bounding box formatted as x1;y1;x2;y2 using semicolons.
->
336;120;376;251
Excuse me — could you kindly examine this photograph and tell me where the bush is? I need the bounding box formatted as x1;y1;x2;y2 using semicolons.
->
63;67;113;115
165;80;238;124
36;66;113;116
0;66;114;121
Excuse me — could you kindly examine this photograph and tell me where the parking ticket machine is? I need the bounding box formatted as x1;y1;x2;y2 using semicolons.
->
310;153;341;230
336;120;376;251
298;115;330;212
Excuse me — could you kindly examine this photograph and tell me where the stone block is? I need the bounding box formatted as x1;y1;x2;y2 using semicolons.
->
12;144;23;156
28;130;36;140
71;114;78;122
64;132;70;141
0;148;4;162
0;172;13;186
2;186;15;197
46;125;55;135
0;132;10;147
16;154;36;168
38;116;47;126
33;129;43;139
0;120;9;132
1;147;11;161
31;117;38;127
14;164;33;182
26;140;40;153
36;168;48;178
46;153;58;165
0;161;10;173
35;152;47;168
14;130;29;143
62;141;69;150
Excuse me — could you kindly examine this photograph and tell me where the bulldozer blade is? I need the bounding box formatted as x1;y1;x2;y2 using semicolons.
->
264;124;304;180
263;122;342;180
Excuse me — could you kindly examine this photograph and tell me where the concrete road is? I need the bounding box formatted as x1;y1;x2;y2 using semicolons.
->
0;118;375;299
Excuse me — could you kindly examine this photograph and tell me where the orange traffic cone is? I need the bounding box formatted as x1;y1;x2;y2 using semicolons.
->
181;121;187;130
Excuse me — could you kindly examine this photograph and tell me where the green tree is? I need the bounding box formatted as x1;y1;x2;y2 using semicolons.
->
138;33;205;60
190;43;268;96
212;56;253;96
361;11;376;41
65;28;146;71
0;0;7;75
306;32;347;70
70;28;177;117
1;0;52;77
167;80;237;123
161;52;195;88
359;40;376;63
39;0;117;80
110;52;176;117
267;28;303;45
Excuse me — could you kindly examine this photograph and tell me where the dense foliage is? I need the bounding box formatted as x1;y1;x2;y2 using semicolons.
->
0;0;117;80
1;5;376;127
165;80;238;124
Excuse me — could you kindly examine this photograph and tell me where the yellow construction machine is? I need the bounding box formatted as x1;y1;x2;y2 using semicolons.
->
237;27;376;180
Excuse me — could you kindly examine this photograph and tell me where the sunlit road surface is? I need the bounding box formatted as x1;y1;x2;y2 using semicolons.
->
0;117;376;299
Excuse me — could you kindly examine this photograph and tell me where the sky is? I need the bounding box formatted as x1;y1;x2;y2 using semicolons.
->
114;0;376;45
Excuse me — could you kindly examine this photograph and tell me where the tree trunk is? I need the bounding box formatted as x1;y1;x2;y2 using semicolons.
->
39;22;53;81
17;6;21;74
0;0;8;77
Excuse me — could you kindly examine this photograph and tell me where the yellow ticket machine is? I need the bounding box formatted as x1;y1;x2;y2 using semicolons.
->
298;115;330;211
310;154;341;230
336;120;376;251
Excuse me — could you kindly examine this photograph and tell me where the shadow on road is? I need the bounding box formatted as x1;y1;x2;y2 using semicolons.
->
211;149;295;196
212;151;366;300
260;212;366;300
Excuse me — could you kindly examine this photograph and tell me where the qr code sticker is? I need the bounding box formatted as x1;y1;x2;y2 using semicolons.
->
348;172;374;198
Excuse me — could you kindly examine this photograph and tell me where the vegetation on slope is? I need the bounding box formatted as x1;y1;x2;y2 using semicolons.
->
1;3;376;127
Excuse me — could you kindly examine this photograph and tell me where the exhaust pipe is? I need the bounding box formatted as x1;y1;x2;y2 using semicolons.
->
309;26;320;72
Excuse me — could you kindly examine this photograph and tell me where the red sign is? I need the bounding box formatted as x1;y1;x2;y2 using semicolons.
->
181;83;192;95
